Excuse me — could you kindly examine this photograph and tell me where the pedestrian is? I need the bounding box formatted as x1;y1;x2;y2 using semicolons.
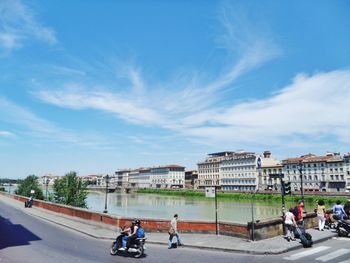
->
296;200;304;226
168;214;183;249
343;197;350;219
316;200;326;231
332;200;346;220
285;207;297;241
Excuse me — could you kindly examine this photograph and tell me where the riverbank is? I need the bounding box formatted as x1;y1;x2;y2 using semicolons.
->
136;189;348;204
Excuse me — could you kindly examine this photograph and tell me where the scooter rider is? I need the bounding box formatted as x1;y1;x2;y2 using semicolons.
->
120;219;140;251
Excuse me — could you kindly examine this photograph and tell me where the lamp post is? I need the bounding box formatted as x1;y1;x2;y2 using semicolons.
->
103;174;109;213
215;184;218;235
298;160;304;203
45;178;49;200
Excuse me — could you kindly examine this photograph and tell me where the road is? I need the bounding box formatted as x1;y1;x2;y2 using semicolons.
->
1;200;350;263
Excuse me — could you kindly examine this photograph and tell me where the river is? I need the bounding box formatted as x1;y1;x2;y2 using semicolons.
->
3;185;308;223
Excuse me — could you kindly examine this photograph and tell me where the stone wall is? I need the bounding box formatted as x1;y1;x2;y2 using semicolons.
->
0;192;317;240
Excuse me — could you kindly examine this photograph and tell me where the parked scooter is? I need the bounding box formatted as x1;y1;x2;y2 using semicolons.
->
337;219;350;237
110;233;146;258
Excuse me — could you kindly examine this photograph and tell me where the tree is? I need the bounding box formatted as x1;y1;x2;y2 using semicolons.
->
15;175;44;200
53;171;88;208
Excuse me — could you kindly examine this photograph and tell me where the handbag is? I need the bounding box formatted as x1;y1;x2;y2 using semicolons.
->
168;227;175;236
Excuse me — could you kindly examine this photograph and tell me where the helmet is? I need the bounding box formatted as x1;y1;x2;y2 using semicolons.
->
132;219;140;225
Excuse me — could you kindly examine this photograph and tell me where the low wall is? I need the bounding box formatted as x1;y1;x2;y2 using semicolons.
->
0;192;317;240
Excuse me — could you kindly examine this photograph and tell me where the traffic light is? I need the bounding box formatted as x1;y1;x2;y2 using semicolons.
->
283;181;291;196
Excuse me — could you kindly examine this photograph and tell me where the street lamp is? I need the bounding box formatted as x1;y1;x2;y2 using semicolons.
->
103;174;110;213
45;177;49;200
298;160;304;203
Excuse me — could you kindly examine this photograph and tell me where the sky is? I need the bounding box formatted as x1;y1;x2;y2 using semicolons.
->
1;0;350;179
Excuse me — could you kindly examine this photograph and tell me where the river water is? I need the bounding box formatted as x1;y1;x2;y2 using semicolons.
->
4;185;303;223
87;191;292;223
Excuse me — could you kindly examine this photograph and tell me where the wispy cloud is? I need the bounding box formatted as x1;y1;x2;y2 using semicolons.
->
183;69;350;147
0;97;113;148
32;4;350;151
0;130;15;137
0;0;56;52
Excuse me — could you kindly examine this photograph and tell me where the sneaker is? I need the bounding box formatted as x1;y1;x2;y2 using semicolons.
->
119;247;126;251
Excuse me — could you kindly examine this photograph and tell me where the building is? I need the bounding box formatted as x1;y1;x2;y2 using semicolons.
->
115;169;131;188
185;170;198;189
220;151;258;191
39;175;60;186
79;175;98;185
197;152;234;189
150;165;185;189
282;152;346;192
128;168;152;189
260;151;283;191
344;153;350;192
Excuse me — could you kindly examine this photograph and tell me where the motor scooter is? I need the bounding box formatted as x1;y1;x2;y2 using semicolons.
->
337;218;350;237
110;232;146;258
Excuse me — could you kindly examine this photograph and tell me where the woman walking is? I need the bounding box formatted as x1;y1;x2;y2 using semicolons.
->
285;207;297;241
316;200;326;231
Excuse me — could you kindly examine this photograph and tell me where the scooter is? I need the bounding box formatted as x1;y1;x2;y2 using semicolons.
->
110;233;146;258
337;218;350;237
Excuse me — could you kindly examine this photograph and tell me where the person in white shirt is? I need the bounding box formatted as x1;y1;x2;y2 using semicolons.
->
168;214;183;248
285;207;297;241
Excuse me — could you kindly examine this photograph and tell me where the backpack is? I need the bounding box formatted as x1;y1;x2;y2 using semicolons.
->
293;206;299;218
136;227;145;238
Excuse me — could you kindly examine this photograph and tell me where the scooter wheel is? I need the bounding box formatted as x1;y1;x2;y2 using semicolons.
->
133;246;144;258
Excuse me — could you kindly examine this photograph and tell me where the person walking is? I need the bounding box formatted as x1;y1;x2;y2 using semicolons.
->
333;200;346;220
168;214;183;249
343;197;350;219
296;200;304;226
285;207;297;241
316;200;326;231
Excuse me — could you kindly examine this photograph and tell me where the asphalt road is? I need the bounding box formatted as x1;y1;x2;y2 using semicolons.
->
1;201;349;263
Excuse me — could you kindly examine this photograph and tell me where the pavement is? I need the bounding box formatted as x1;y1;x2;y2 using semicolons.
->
0;194;338;255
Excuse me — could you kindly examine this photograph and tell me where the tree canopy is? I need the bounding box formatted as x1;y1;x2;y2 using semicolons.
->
15;175;44;200
53;171;88;208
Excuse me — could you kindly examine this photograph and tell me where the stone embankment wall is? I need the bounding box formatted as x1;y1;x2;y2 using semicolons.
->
0;192;318;240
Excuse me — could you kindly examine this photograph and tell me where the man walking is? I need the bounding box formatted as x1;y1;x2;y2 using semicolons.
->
168;214;183;249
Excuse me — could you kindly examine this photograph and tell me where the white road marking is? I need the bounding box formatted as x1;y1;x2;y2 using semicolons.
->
332;237;350;241
315;249;350;262
283;246;330;261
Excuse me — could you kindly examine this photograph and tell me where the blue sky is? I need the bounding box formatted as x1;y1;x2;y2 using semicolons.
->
1;0;350;179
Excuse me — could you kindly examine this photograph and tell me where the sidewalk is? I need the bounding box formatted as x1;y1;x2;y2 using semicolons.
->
0;195;337;255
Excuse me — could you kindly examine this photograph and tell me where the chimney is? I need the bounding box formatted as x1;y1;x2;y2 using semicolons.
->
263;151;271;158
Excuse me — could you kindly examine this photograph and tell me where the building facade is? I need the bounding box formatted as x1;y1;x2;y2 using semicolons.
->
220;151;258;191
185;170;198;189
282;152;346;192
260;151;283;191
150;165;185;189
345;153;350;192
115;169;131;188
197;152;234;189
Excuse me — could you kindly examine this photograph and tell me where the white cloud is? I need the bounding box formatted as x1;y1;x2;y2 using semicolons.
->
0;130;15;137
0;97;113;148
0;0;56;52
182;69;350;146
31;4;348;151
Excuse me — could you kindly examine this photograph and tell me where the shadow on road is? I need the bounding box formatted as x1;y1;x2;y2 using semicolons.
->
0;215;41;250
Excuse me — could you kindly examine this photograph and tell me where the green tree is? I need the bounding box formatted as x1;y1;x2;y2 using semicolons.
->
15;175;44;199
53;171;88;208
